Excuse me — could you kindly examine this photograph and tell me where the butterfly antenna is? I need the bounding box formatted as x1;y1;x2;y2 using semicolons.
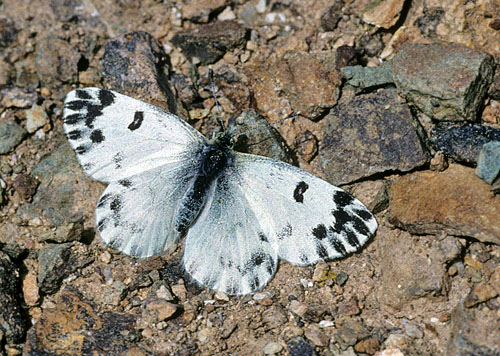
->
234;112;300;139
209;66;226;132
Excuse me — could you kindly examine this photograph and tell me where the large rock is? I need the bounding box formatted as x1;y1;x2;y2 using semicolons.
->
19;143;102;226
388;164;500;245
393;43;495;121
0;251;26;344
35;36;80;99
276;51;342;120
375;227;459;310
24;288;141;355
102;31;177;113
430;122;500;164
320;88;429;185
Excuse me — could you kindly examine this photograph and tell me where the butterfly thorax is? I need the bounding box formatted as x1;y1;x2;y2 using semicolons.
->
174;133;234;233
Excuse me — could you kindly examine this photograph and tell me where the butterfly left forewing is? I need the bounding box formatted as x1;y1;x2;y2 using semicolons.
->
63;88;206;183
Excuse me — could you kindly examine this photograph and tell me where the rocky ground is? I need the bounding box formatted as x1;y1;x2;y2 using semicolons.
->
1;0;500;355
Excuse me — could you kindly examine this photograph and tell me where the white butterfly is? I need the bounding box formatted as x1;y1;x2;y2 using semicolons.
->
63;88;377;295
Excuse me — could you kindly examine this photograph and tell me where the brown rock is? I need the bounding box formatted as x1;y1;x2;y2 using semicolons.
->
289;300;309;319
12;173;38;201
389;164;500;245
102;31;177;113
140;298;180;325
363;0;406;29
277;51;342;120
354;337;380;354
447;302;500;355
171;21;247;65
262;306;288;330
304;324;329;347
24;289;138;354
490;267;500;294
464;281;498;308
22;270;39;306
375;227;450;310
34;36;79;99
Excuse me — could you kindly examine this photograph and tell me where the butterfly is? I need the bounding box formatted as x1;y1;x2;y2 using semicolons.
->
63;88;378;295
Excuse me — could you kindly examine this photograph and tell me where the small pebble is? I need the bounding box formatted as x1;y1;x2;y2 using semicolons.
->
263;341;283;355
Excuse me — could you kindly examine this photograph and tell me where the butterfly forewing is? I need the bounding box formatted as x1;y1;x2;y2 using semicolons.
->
63;88;206;182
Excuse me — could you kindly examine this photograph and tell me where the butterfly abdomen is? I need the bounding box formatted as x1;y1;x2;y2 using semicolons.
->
174;140;233;232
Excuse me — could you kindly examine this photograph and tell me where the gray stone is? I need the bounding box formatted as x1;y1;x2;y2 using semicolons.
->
475;141;500;184
171;20;247;65
393;42;495;121
25;104;48;133
0;85;38;108
447;302;500;355
0;121;26;154
430;122;500;164
0;251;26;344
35;36;79;99
19;142;99;226
341;61;393;90
233;109;297;165
37;242;93;294
263;342;283;355
102;31;177;113
320;88;429;185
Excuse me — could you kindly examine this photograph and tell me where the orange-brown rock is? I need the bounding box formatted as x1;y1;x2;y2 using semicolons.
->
389;164;500;245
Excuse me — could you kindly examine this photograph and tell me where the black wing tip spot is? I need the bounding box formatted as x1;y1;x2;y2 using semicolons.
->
293;181;309;203
90;129;105;143
316;243;329;259
75;89;92;99
75;144;90;155
329;234;348;256
64;113;84;125
354;208;374;221
98;89;116;107
333;190;355;207
67;129;82;140
312;224;327;240
97;218;107;232
128;111;144;131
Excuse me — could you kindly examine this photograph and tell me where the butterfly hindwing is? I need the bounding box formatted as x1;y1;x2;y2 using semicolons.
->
63;88;206;182
95;159;201;258
182;172;278;295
